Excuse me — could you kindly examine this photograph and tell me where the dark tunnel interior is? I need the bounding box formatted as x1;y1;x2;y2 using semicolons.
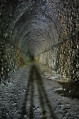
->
0;0;79;81
0;0;79;119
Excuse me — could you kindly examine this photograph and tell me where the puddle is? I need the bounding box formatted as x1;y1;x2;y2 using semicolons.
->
56;81;79;99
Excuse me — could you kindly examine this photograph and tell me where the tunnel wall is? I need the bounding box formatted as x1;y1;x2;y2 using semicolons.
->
35;0;79;82
0;37;18;82
0;0;79;82
36;34;79;82
0;0;26;83
57;0;79;82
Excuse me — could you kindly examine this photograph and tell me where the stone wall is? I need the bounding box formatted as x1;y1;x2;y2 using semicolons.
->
0;0;79;82
0;0;23;82
36;0;79;82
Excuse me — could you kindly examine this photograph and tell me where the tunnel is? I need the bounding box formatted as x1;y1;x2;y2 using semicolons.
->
0;0;79;119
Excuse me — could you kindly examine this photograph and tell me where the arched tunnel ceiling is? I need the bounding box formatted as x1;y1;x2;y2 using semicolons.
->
10;0;62;57
1;0;78;59
0;0;79;81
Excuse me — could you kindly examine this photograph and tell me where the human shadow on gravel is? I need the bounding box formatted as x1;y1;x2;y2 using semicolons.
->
20;65;34;119
34;65;57;119
20;64;57;119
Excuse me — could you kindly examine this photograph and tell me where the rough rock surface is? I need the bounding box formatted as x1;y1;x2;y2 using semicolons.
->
0;0;79;82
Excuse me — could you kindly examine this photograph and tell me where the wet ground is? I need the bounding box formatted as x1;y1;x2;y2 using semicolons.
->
0;63;79;119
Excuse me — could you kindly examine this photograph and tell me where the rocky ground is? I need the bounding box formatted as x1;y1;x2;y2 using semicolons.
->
0;62;79;119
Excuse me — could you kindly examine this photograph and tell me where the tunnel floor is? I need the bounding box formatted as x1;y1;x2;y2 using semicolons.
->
0;63;79;119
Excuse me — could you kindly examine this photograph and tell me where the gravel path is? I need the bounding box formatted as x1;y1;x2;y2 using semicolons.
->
0;63;79;119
